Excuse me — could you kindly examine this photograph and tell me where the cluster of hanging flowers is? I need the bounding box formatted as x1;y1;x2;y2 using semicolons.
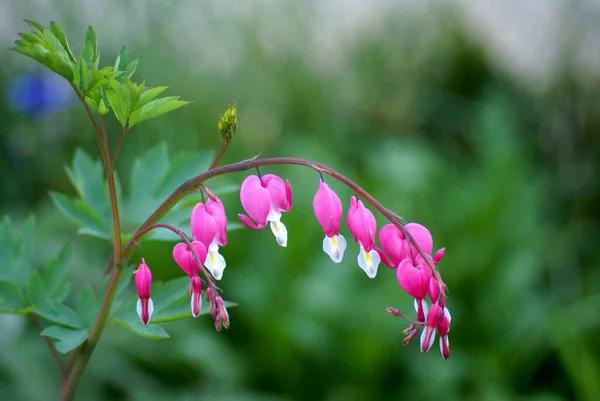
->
133;171;451;358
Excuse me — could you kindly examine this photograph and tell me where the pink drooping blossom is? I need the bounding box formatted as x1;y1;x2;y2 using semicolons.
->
239;174;293;247
418;301;452;359
346;196;381;278
191;195;228;280
189;276;202;318
312;180;346;263
134;258;154;325
172;241;207;277
378;222;433;268
437;306;452;359
397;256;433;322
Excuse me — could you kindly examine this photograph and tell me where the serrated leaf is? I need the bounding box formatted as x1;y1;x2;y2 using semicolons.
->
113;318;169;339
0;281;28;313
50;192;111;240
50;21;76;63
128;96;190;127
41;325;88;353
43;244;70;297
76;284;96;328
34;303;83;329
66;148;111;221
26;271;45;307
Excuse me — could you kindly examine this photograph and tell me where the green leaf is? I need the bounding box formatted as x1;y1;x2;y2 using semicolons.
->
11;43;75;81
41;325;88;353
50;21;76;63
76;284;97;328
124;59;138;80
80;41;94;65
135;86;168;109
114;45;128;73
65;148;111;221
84;26;98;62
129;96;190;127
78;52;92;93
155;151;212;199
113;318;170;339
105;80;129;126
42;244;71;298
52;282;71;303
18;32;43;44
0;216;36;288
23;19;44;35
34;303;83;329
50;192;111;240
26;271;45;307
0;281;28;313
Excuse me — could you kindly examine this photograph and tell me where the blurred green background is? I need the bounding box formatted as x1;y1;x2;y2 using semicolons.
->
2;0;600;400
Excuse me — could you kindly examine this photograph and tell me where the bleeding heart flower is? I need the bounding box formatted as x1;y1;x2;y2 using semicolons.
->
172;241;207;277
313;180;346;263
379;222;434;268
346;196;381;278
134;258;154;325
239;174;293;247
191;196;228;280
397;257;432;321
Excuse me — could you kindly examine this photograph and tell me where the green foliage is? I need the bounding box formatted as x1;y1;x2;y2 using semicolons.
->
11;20;190;126
41;325;89;354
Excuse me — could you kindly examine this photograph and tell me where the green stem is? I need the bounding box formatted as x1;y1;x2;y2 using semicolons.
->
59;267;125;401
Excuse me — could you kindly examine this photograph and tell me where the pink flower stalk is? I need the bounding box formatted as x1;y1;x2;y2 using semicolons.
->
134;258;154;325
172;241;208;277
312;180;347;263
239;174;293;247
379;222;434;268
346;196;381;278
397;257;432;321
191;196;228;280
189;276;202;318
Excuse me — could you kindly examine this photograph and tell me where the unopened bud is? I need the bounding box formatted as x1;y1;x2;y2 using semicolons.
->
216;296;230;330
217;102;238;143
387;307;402;317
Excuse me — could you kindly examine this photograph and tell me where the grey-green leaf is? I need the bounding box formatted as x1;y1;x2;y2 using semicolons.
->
50;192;111;240
76;284;97;328
41;325;88;353
113;318;170;339
0;281;28;313
26;271;45;307
34;303;83;329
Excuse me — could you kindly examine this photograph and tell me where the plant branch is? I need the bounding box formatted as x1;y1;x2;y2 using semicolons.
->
121;157;443;294
59;266;125;401
111;124;129;168
135;223;219;290
208;139;230;170
30;313;64;373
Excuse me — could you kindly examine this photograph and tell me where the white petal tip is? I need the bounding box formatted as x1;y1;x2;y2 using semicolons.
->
323;234;347;263
270;221;288;247
357;248;381;278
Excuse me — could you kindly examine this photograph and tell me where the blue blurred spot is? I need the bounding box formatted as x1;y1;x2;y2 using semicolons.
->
9;71;73;118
